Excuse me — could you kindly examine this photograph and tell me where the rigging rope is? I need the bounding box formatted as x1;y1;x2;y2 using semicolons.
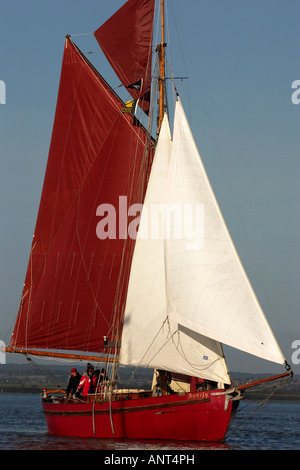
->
69;32;93;37
25;355;64;392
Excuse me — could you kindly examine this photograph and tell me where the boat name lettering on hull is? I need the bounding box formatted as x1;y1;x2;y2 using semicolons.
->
188;391;209;400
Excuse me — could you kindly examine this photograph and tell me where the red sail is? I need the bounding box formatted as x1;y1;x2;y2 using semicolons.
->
94;0;155;114
10;37;154;354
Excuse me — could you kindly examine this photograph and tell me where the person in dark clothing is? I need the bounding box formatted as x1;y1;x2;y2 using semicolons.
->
65;368;81;397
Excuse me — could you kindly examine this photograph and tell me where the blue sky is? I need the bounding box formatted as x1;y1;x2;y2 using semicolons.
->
0;0;299;374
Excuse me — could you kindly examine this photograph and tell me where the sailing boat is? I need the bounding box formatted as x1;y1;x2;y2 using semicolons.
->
6;0;292;441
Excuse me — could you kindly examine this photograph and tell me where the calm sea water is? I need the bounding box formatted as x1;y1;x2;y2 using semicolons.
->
0;393;299;451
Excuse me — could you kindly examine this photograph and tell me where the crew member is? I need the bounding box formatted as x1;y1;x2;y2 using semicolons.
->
65;368;81;397
76;363;97;397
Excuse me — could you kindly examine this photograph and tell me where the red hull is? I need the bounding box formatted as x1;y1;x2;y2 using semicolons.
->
43;390;239;442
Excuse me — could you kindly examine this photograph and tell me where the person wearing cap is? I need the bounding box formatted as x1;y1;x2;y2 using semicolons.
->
76;363;97;397
65;368;81;398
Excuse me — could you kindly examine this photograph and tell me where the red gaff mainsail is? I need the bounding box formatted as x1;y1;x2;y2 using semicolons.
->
10;36;154;355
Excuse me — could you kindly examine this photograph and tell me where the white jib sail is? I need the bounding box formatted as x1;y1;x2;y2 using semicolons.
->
166;99;285;366
120;114;231;385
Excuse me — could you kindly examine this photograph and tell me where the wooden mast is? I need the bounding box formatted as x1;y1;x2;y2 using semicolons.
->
157;0;166;131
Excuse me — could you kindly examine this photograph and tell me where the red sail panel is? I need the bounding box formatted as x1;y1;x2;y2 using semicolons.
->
10;37;154;354
94;0;155;114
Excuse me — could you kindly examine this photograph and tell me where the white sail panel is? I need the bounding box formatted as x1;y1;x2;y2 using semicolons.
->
167;99;285;365
120;115;231;384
